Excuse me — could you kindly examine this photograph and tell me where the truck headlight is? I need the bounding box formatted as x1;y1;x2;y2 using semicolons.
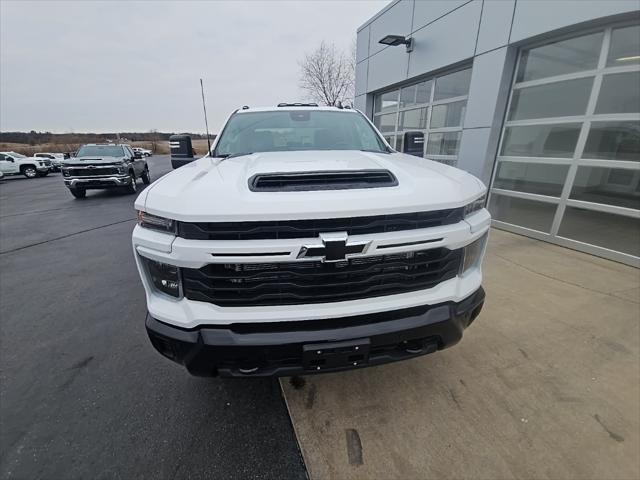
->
464;195;486;217
62;169;70;177
137;211;176;234
460;233;488;275
117;164;127;174
141;257;181;297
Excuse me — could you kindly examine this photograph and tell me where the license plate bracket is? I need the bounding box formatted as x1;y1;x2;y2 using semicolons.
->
302;338;371;371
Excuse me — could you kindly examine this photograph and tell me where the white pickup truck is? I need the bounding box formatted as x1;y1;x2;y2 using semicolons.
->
132;104;489;377
133;147;152;157
34;152;66;171
0;152;51;178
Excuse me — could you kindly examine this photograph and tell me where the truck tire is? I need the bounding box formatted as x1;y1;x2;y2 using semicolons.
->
69;188;86;199
141;166;151;185
124;172;137;194
21;166;37;178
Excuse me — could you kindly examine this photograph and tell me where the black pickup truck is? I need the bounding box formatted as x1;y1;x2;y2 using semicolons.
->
62;144;150;198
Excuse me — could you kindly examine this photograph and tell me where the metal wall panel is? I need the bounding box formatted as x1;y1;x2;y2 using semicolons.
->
475;0;515;54
411;0;467;32
510;0;639;43
354;94;367;112
459;46;517;186
356;26;370;63
464;47;515;129
367;45;410;92
407;0;482;79
456;127;492;184
355;60;369;97
368;0;414;58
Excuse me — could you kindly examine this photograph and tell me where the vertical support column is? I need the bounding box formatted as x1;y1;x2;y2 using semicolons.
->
457;46;517;185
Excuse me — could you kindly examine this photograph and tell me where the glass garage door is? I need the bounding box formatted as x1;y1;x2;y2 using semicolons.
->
372;67;472;167
489;23;640;266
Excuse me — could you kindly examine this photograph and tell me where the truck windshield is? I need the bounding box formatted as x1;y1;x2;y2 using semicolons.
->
77;145;124;157
214;110;388;156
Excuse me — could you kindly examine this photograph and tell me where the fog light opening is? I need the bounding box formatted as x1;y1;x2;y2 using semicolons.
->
141;256;181;298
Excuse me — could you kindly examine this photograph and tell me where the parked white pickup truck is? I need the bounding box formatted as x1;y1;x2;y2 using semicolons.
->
133;104;489;377
34;152;66;171
0;152;51;178
133;147;152;157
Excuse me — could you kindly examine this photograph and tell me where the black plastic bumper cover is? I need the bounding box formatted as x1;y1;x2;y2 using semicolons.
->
146;287;485;377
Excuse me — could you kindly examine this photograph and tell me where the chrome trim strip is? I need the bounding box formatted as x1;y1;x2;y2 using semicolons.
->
65;176;131;186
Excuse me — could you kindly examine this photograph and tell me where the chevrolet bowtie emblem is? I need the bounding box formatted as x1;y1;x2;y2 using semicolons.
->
298;232;370;262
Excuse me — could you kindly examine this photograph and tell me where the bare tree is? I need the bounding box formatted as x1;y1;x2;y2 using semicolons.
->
299;41;355;106
148;129;160;153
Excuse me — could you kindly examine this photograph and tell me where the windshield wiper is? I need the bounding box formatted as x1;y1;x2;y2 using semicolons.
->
360;149;390;154
215;152;253;161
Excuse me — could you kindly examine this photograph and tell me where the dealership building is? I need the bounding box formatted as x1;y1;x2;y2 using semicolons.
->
355;0;640;266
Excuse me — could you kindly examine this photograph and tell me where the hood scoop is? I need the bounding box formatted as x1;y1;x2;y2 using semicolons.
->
248;169;398;192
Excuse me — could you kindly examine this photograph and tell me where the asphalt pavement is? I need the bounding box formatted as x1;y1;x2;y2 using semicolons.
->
0;156;307;480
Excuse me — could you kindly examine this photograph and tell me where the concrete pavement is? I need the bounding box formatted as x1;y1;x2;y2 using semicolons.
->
281;229;640;480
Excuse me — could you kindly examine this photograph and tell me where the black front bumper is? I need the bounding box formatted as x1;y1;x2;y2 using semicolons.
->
64;176;132;190
146;287;485;377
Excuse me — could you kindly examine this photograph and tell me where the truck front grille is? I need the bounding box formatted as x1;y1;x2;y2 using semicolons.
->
182;247;462;307
177;208;464;240
68;167;119;176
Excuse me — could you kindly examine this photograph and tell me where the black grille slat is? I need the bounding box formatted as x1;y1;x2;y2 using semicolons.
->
184;262;458;293
185;276;454;306
193;252;457;281
249;170;398;192
68;167;119;177
178;208;464;240
182;247;462;307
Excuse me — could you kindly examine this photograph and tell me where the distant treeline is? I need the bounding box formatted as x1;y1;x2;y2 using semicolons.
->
0;131;210;145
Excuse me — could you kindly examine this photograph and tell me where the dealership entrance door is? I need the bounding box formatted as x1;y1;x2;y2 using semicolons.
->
488;23;640;266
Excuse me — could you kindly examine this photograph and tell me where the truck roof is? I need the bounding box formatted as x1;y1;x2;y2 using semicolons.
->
236;105;358;114
82;143;130;146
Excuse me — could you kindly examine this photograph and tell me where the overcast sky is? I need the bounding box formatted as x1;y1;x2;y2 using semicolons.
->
1;0;387;134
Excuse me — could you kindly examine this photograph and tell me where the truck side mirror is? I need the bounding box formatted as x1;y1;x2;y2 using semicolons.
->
170;135;195;169
403;131;425;157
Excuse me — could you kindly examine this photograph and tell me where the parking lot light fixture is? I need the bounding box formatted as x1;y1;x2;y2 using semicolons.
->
378;35;414;52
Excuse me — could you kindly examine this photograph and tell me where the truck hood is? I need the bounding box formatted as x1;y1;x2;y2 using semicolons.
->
138;150;486;222
67;156;125;165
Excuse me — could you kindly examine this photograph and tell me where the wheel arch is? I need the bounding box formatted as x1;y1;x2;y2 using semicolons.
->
19;163;37;171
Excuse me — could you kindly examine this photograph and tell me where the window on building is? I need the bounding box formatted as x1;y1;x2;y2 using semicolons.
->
374;90;399;113
508;78;593;120
595;71;640;114
607;24;640;66
372;67;472;166
433;69;472;101
516;31;603;82
490;24;640;264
